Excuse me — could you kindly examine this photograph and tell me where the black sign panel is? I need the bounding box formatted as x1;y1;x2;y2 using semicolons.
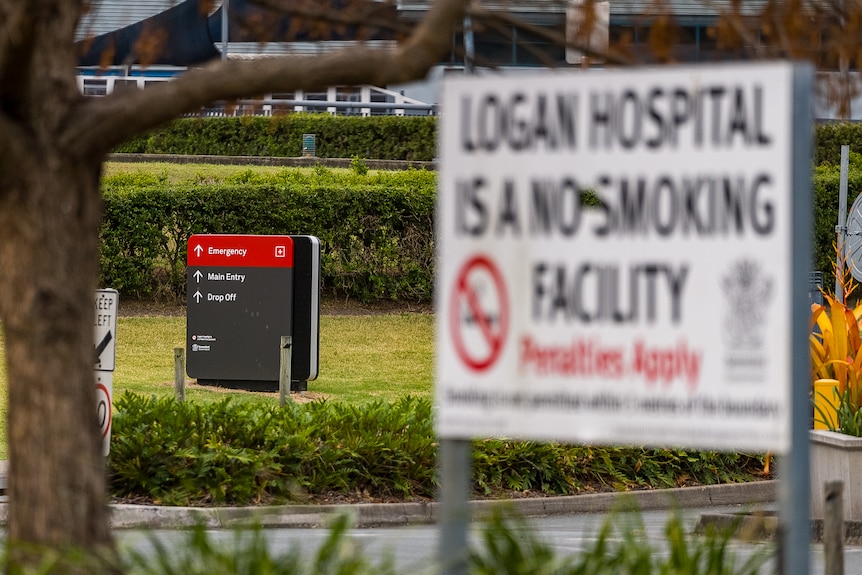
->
186;235;294;383
290;236;321;387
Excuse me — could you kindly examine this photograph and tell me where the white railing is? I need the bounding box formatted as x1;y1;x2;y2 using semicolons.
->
77;73;437;116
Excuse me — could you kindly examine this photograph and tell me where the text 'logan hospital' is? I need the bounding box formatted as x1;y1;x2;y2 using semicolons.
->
458;82;772;153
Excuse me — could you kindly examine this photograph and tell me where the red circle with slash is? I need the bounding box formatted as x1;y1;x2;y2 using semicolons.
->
450;255;510;372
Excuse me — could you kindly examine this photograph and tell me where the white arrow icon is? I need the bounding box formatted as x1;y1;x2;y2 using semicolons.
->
194;244;203;257
193;290;202;303
193;270;203;283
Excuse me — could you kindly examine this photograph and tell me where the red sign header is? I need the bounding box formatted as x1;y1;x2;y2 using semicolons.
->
187;234;294;267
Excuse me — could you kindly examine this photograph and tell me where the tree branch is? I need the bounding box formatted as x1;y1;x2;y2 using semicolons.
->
244;0;414;38
477;8;632;66
66;0;465;156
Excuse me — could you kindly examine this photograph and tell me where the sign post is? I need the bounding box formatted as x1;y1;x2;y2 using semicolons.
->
94;289;118;456
187;234;294;386
186;234;320;390
436;62;813;574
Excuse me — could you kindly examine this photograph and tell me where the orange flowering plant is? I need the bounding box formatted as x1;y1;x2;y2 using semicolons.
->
810;277;862;433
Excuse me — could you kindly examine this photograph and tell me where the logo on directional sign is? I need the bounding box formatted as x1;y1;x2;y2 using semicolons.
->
450;255;509;372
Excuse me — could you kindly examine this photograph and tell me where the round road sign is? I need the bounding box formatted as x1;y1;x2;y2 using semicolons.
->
96;383;111;440
450;255;509;372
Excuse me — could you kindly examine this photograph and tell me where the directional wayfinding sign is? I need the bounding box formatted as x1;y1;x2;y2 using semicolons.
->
94;289;118;456
187;235;294;384
436;62;813;454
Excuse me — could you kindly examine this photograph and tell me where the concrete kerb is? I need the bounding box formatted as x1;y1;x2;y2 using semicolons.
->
0;480;777;530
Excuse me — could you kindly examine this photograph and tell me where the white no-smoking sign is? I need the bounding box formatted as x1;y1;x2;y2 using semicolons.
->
435;63;807;452
449;255;509;372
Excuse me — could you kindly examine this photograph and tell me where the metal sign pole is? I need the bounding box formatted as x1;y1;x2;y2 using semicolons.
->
439;438;471;575
221;0;229;61
782;63;814;575
280;336;293;407
439;28;476;574
836;145;850;304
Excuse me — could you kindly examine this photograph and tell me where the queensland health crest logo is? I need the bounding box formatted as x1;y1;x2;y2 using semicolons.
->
721;259;772;381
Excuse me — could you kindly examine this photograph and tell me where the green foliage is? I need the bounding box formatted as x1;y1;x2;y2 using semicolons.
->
823;387;862;436
115;118;861;167
99;168;436;302
0;509;772;574
812;162;862;277
469;510;565;575
100;124;862;301
470;508;773;575
115;117;862;169
114;116;437;161
119;509;769;575
471;441;764;497
472;440;581;495
109;394;438;505
815;124;862;166
124;516;395;575
109;393;768;506
351;156;369;176
102;170;168;187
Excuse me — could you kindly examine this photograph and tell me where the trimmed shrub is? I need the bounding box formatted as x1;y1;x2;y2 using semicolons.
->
115;116;437;161
102;125;862;302
100;168;436;302
116;116;861;166
108;393;768;506
812;153;862;278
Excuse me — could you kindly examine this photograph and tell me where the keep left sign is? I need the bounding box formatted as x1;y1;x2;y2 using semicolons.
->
95;289;117;456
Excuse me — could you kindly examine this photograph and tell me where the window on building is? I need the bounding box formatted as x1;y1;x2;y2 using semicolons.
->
82;79;107;96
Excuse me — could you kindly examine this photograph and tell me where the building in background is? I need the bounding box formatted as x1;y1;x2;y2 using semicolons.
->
76;0;855;119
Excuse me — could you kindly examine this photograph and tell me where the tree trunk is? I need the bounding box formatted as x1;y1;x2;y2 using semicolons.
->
0;151;117;572
0;0;465;570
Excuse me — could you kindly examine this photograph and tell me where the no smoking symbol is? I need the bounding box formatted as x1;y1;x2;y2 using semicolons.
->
450;255;509;371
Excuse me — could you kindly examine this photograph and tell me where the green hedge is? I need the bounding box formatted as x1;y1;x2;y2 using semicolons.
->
100;167;436;302
108;393;766;506
115;116;437;161
813;152;862;278
100;161;862;302
816;123;862;166
116;116;862;166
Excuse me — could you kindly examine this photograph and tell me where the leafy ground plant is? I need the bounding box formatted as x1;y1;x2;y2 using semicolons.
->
470;507;774;575
0;510;776;575
123;515;395;575
108;393;769;505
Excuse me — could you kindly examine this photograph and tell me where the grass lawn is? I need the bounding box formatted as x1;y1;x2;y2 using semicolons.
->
0;161;435;459
102;162;361;183
0;310;434;459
